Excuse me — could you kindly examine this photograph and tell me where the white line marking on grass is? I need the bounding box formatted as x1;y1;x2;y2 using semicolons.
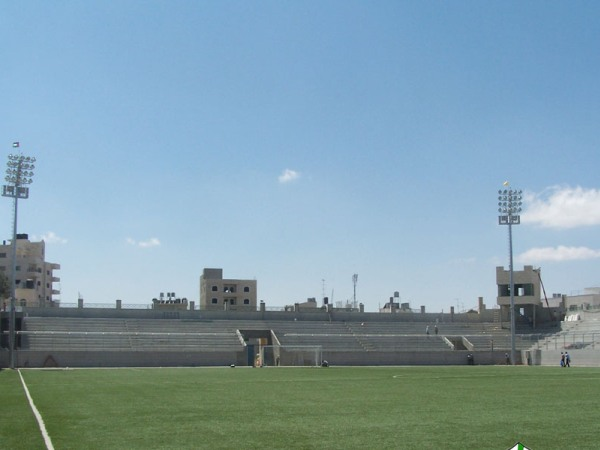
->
18;370;55;450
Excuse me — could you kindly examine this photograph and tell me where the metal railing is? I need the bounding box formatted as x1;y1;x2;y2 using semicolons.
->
11;330;243;352
534;332;600;350
57;303;154;309
53;302;288;311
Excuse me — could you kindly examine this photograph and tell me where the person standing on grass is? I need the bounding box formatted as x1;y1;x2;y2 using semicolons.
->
565;352;571;367
560;352;565;367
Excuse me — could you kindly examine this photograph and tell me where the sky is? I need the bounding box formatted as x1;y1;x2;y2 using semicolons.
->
1;1;600;312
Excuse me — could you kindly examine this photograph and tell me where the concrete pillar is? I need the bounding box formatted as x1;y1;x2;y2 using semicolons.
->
450;306;454;322
420;305;426;314
478;297;485;312
189;301;195;311
78;297;84;309
294;303;300;312
116;299;122;309
359;303;364;313
260;301;265;312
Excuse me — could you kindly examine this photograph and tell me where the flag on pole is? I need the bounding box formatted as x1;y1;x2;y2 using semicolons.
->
12;142;19;148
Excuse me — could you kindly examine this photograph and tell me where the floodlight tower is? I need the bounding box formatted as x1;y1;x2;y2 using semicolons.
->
352;274;358;309
497;182;522;366
2;143;36;369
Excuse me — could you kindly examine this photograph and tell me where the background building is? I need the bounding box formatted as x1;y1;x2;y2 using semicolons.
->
0;234;60;307
199;268;257;311
563;288;600;312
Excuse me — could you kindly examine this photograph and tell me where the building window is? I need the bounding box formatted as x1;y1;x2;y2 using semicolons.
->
0;253;6;258
224;285;236;293
16;265;21;271
244;299;250;305
244;286;250;293
211;286;218;292
228;298;236;305
211;298;218;304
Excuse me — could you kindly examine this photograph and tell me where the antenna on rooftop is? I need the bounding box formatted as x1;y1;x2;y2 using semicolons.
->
352;274;358;310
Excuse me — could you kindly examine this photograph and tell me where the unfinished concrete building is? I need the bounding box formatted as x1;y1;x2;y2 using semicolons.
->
496;265;544;326
199;268;257;311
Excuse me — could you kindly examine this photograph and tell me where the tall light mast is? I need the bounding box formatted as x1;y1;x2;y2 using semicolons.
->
2;143;36;369
498;182;522;366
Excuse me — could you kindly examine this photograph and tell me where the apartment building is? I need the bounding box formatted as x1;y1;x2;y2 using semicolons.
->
199;268;257;311
0;234;60;307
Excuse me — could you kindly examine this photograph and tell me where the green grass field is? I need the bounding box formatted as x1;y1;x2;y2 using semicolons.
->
1;366;599;449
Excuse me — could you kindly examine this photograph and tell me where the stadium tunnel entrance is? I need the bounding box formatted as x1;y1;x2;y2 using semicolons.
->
238;329;275;366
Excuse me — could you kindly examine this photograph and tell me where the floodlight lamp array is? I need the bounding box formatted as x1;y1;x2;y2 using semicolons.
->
5;154;35;185
497;189;522;216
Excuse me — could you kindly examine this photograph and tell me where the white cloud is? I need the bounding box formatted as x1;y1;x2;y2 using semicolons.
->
31;231;68;244
522;185;600;229
139;238;160;248
517;246;600;263
278;168;300;184
126;237;160;248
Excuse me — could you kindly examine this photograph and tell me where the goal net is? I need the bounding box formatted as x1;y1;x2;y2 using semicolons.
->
261;345;323;367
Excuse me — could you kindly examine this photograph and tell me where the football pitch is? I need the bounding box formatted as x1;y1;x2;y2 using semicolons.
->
1;366;599;449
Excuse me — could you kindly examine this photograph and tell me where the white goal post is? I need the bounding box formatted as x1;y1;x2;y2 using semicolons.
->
261;345;323;367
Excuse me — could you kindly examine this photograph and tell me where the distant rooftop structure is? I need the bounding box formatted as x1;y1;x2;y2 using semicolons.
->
380;291;411;313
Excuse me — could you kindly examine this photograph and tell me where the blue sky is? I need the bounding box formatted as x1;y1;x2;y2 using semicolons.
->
2;2;600;312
